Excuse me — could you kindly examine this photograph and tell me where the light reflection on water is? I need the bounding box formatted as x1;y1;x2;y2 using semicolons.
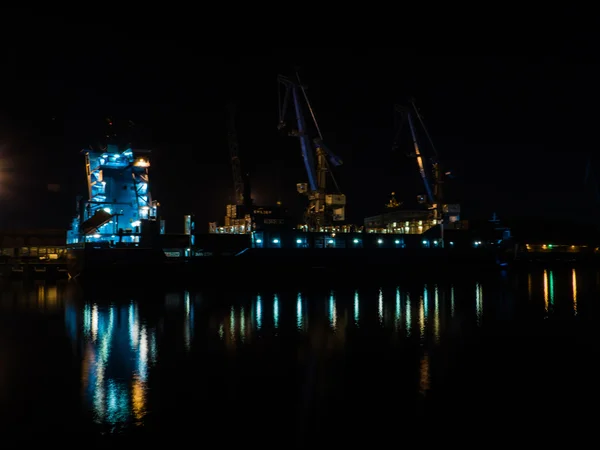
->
64;290;197;430
77;302;157;426
0;267;597;436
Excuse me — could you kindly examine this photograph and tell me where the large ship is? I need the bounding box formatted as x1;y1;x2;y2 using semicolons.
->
65;120;191;280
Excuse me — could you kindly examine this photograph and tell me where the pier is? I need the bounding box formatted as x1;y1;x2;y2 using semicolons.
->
0;229;69;280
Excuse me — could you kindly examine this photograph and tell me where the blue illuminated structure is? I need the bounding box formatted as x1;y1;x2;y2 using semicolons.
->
67;143;158;245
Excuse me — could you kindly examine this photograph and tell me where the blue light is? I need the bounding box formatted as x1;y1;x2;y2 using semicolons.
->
296;239;302;244
422;240;427;244
394;240;400;244
273;239;279;244
256;239;262;243
328;239;334;244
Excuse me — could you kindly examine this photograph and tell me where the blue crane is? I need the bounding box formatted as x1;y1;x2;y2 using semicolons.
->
277;73;345;231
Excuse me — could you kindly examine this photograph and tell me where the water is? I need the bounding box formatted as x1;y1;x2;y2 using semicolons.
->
0;267;598;445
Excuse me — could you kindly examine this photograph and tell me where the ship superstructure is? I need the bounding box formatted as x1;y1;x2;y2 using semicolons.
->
66;143;158;245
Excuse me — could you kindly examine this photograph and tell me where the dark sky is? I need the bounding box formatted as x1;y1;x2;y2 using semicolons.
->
1;14;598;231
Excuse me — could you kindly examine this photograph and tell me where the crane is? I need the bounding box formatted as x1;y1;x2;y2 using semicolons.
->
393;101;453;245
277;73;345;231
227;103;252;212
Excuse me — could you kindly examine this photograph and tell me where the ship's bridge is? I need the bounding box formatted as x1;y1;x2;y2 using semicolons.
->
67;144;158;245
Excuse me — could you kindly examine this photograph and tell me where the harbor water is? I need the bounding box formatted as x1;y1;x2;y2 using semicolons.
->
0;266;598;446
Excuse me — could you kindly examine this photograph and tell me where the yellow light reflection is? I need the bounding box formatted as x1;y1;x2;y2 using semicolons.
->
46;285;58;307
419;352;430;394
131;378;146;421
543;270;548;314
572;268;578;315
528;273;532;302
37;284;45;307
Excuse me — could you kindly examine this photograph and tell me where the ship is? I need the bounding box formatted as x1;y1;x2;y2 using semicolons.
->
65;119;193;280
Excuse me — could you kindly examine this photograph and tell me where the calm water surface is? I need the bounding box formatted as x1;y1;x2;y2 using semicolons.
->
0;267;598;445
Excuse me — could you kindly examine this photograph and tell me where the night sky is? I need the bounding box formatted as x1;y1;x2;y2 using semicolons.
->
2;17;598;231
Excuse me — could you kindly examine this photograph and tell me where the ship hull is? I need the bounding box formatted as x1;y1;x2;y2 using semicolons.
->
68;245;508;288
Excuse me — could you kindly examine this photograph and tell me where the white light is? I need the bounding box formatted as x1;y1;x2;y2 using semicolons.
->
256;239;262;243
422;240;427;245
328;239;334;244
103;207;111;213
353;239;359;244
377;239;383;244
394;240;400;244
273;239;279;244
296;239;302;244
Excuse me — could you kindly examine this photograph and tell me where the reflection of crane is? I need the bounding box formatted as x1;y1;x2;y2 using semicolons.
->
393;101;454;244
277;73;346;231
227;103;252;212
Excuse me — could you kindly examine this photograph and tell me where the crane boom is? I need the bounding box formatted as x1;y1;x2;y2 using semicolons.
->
291;84;319;192
393;102;454;246
227;103;245;206
406;110;435;204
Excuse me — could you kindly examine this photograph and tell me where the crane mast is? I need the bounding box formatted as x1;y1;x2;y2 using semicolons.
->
394;102;451;245
277;73;345;231
227;103;245;207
